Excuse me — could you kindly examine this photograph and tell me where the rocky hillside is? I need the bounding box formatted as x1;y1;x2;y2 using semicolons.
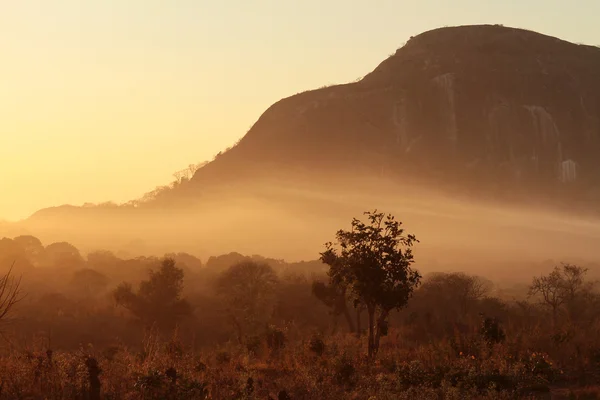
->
17;25;600;264
184;24;600;204
24;24;600;232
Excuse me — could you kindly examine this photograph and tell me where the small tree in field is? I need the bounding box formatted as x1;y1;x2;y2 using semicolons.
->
217;261;279;343
114;258;191;330
529;263;593;327
321;210;421;358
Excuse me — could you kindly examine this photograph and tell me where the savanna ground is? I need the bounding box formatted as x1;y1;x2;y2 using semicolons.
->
0;213;599;399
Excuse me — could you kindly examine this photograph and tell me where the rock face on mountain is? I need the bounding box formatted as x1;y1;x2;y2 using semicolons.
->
189;25;600;202
25;24;600;225
18;25;600;263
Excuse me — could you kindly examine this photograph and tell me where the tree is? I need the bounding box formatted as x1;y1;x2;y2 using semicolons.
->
431;272;491;313
44;242;84;269
321;210;421;358
217;261;279;343
528;263;592;327
164;252;203;270
87;250;121;271
0;239;33;274
404;272;493;337
113;258;191;330
273;273;330;331
70;269;110;298
206;252;250;272
422;272;491;316
172;162;205;185
311;281;356;334
561;264;593;298
12;235;44;262
0;263;23;322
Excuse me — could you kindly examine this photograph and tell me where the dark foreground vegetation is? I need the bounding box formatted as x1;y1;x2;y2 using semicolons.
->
0;211;599;399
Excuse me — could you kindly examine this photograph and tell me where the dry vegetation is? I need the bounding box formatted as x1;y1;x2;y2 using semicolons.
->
0;212;599;399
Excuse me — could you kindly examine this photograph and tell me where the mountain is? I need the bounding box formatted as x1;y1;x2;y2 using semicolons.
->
179;24;600;207
13;24;600;266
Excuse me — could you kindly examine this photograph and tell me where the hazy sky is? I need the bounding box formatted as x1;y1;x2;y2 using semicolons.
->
1;0;599;221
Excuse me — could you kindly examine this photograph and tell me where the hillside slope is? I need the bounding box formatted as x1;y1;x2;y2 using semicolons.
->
183;25;600;203
17;25;600;265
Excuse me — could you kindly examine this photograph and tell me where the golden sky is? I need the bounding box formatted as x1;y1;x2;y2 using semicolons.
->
1;0;598;221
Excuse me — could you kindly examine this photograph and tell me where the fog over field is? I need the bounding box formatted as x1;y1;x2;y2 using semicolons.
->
5;174;597;285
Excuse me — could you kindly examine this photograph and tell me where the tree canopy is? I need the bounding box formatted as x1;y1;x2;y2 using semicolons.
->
320;210;421;358
113;258;191;330
529;263;595;327
217;261;279;342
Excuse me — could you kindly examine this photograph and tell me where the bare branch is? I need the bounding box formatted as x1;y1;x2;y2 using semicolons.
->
0;261;24;322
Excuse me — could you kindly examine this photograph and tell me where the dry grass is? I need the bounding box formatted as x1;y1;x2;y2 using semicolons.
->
0;325;599;399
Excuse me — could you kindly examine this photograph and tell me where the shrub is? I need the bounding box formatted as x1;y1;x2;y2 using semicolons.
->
309;336;325;357
266;326;286;352
480;317;506;346
215;351;231;365
333;353;356;387
246;335;262;355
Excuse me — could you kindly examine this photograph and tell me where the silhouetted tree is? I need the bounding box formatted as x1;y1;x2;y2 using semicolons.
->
172;162;205;185
217;261;279;342
0;263;23;322
13;235;44;263
321;210;420;358
559;264;596;321
87;250;120;266
426;272;491;314
0;239;33;274
409;272;493;331
272;273;329;331
164;252;203;270
206;252;249;272
529;263;593;327
113;258;191;330
44;242;84;269
70;269;110;298
311;281;356;334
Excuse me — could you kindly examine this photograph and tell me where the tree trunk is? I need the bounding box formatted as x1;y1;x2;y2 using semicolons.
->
342;305;356;334
231;315;244;344
367;305;375;359
331;315;339;335
356;308;362;338
374;309;390;357
336;290;355;333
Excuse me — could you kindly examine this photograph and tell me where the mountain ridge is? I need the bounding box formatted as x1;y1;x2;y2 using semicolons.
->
7;24;600;264
178;24;600;202
21;24;600;223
